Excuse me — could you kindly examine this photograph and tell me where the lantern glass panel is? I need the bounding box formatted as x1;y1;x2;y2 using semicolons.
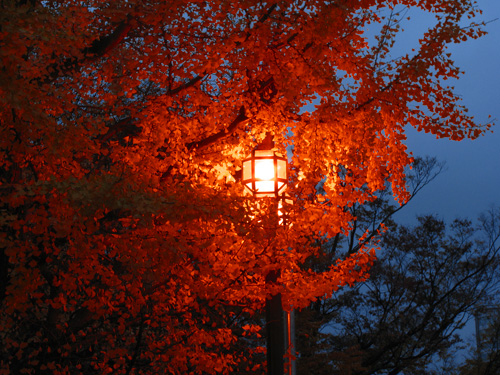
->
242;159;252;181
277;159;287;179
254;150;274;158
255;180;275;193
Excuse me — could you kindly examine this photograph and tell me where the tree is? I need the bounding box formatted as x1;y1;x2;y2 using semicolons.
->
0;0;492;374
457;305;500;375
295;155;444;374
296;207;500;375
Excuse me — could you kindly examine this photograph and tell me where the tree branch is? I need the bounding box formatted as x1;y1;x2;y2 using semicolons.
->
44;16;135;83
125;311;146;375
84;16;135;59
186;106;249;151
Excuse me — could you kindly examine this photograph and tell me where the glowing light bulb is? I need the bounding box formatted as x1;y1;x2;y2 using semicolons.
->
255;159;275;181
254;159;275;193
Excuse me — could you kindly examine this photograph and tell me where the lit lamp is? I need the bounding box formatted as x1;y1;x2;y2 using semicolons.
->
242;147;288;199
241;134;293;375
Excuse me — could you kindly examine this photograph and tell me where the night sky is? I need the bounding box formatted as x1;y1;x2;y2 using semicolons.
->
395;0;500;224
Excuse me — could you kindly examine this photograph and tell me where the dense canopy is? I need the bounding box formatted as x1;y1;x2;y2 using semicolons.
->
0;0;491;374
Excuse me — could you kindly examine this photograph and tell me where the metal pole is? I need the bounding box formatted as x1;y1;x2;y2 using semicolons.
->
286;310;292;375
266;269;284;375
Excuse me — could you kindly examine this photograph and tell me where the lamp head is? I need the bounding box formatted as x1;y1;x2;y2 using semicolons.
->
242;148;287;198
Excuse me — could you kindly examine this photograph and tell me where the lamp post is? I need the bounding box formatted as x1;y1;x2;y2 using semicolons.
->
242;134;293;375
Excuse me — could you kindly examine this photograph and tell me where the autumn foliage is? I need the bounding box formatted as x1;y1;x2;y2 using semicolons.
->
0;0;492;374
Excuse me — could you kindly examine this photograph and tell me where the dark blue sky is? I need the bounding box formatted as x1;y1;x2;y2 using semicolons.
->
382;1;500;351
395;0;500;224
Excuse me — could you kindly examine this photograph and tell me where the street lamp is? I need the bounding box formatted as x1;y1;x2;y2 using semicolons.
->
242;149;287;199
241;134;293;375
